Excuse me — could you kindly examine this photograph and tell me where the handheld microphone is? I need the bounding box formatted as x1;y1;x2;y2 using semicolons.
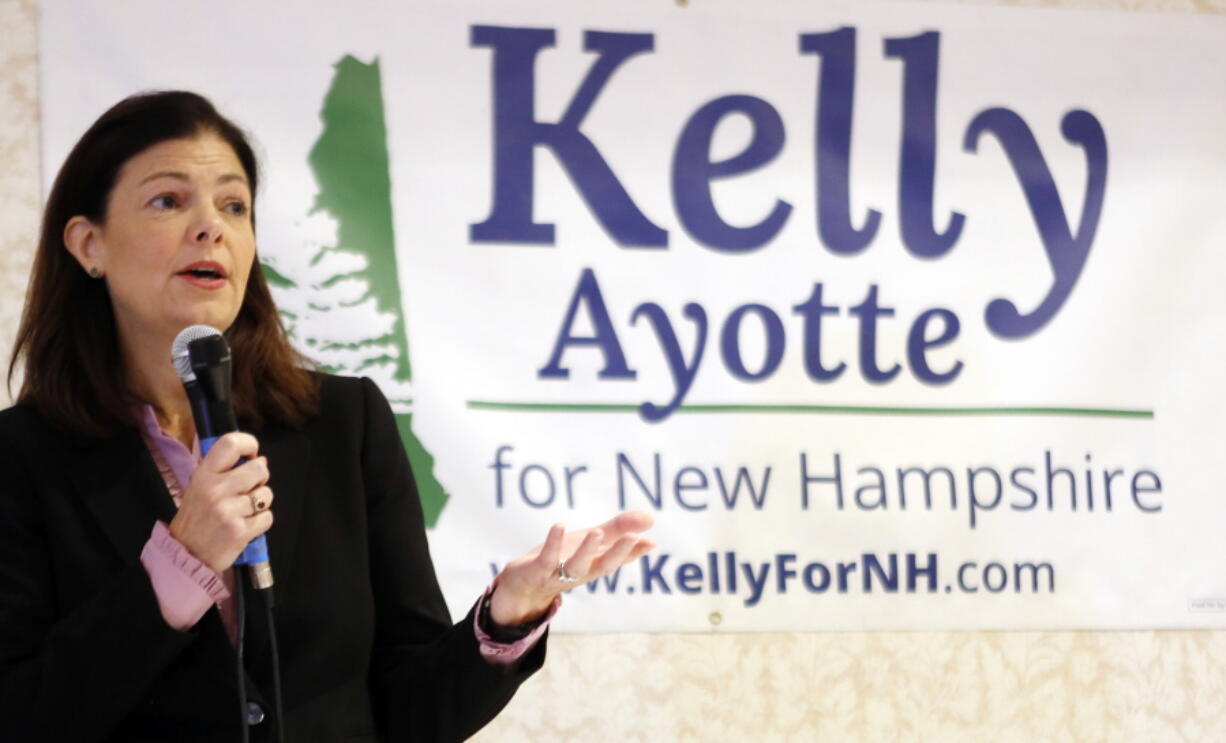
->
172;324;274;591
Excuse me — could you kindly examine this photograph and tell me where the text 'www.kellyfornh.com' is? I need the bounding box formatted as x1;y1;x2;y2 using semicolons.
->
491;552;1056;607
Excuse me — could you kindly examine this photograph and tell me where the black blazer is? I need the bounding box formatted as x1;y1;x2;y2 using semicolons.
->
0;374;543;742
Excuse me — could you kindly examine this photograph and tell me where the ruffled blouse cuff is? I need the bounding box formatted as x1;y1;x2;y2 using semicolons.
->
139;520;230;631
472;583;560;666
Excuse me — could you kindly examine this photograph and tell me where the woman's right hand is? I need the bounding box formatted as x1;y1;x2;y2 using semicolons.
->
167;432;274;575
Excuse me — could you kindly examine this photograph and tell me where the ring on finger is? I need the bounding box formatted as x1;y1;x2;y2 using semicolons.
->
556;560;580;583
248;491;267;516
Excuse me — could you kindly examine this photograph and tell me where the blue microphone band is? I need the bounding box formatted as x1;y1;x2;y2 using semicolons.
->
201;434;272;570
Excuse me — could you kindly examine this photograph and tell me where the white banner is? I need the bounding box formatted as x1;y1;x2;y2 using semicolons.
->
39;0;1226;631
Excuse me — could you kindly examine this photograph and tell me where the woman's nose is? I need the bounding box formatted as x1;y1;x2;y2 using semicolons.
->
193;211;224;244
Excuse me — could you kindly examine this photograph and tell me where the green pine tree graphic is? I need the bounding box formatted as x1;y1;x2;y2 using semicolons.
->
261;55;450;527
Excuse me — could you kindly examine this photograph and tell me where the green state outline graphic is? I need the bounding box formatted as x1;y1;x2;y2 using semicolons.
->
264;54;450;527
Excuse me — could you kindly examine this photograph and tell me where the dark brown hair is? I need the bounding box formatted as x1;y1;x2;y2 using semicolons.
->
8;91;318;437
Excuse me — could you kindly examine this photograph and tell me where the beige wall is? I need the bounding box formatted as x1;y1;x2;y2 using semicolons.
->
3;0;1224;740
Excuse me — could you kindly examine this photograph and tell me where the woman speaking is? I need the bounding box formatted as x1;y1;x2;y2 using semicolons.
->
0;91;654;742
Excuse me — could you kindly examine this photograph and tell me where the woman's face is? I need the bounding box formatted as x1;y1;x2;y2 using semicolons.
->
70;132;256;350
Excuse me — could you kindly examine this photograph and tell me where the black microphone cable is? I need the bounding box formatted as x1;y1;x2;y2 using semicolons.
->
236;570;249;743
235;569;285;743
262;585;285;743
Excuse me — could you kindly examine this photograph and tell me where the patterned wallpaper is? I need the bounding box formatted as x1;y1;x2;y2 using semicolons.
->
0;0;37;400
2;0;1223;740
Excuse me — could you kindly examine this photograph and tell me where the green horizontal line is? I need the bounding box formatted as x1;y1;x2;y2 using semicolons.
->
466;401;1153;419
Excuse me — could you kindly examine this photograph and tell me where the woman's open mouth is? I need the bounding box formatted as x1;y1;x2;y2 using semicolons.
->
178;262;228;289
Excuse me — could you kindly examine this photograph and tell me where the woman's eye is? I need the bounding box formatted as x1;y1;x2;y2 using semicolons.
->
224;200;250;217
150;194;179;209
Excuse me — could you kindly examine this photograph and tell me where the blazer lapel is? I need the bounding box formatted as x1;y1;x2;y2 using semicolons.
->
69;429;176;566
66;426;280;705
66;422;313;698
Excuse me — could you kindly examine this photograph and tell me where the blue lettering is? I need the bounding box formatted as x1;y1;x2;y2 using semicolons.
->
470;26;667;246
854;466;887;509
849;284;901;383
617;452;663;510
906;553;939;592
800;451;844;509
792;283;846;382
863;553;899;592
676;562;704;593
885;31;966;258
964;108;1107;338
714;465;771;509
631;302;708;421
967;465;1003;529
776;554;797;593
907;308;962;383
800;27;882;254
742;562;770;607
673;466;709;511
673;95;791;251
720;304;785;381
1131;470;1162;512
641;554;672;594
803;562;831;592
539;268;636;379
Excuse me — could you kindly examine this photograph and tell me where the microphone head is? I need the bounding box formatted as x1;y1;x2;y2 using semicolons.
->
171;325;224;383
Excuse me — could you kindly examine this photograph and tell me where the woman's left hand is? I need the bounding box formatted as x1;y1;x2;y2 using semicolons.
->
488;511;656;626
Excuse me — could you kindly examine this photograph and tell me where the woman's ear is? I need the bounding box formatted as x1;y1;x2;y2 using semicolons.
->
64;216;104;278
